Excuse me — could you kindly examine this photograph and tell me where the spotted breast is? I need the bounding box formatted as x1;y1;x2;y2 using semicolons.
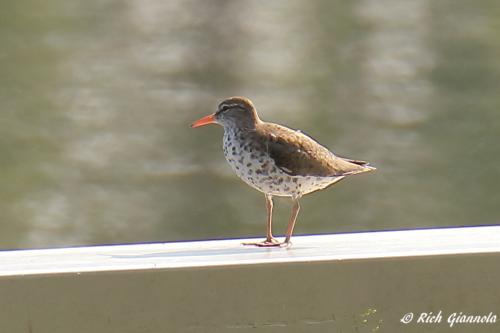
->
222;127;344;198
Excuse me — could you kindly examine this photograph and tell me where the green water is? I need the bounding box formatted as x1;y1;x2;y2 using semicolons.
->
1;0;499;249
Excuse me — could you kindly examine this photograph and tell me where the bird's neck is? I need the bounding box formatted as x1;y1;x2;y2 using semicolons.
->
223;120;259;132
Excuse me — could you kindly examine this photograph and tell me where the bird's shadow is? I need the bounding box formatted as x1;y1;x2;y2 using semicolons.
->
108;244;313;260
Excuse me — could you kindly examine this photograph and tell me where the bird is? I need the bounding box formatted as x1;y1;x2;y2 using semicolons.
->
191;96;375;247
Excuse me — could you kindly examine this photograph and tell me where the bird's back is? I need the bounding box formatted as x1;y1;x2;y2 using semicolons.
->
256;121;375;178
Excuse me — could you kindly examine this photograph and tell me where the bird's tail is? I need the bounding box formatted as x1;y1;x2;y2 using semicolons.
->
343;158;376;175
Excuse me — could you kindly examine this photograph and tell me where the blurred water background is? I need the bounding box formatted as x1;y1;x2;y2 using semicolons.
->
1;0;499;249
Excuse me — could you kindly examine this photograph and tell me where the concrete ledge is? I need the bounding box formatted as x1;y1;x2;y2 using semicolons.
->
1;226;500;333
2;226;500;276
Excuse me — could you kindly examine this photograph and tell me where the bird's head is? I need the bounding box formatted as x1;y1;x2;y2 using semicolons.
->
191;96;260;130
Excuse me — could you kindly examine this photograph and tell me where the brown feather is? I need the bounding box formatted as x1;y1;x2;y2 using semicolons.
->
254;122;374;177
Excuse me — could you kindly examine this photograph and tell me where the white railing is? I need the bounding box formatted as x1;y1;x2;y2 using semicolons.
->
1;226;499;332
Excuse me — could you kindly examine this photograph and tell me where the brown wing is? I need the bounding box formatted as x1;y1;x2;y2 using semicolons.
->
259;123;371;177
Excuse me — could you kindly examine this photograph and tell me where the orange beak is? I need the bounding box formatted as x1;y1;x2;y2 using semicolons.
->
191;113;217;128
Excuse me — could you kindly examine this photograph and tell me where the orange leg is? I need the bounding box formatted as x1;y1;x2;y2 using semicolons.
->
243;194;280;247
282;197;300;246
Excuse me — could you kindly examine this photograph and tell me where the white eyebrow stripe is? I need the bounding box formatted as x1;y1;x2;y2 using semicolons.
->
219;103;241;110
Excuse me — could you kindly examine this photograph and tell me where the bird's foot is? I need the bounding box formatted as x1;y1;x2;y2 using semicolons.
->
242;237;281;247
279;240;292;248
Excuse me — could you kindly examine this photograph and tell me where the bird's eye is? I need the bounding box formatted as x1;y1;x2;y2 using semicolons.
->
221;105;230;112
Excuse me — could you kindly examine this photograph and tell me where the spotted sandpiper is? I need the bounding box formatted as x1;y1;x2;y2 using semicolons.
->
191;97;375;247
